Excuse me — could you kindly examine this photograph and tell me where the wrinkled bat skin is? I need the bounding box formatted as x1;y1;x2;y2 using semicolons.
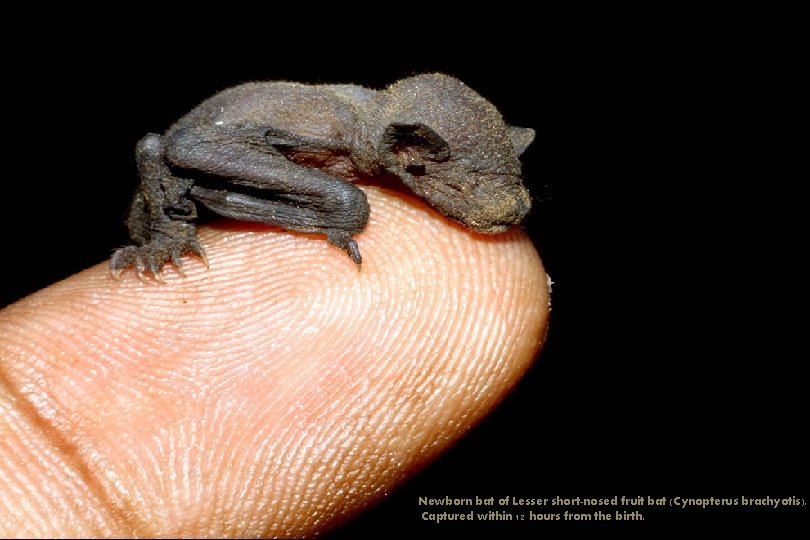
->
111;73;534;280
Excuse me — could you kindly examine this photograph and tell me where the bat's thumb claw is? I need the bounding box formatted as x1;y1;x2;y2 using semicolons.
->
327;231;362;265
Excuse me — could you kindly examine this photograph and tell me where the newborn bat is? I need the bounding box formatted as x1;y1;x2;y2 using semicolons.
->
111;73;534;280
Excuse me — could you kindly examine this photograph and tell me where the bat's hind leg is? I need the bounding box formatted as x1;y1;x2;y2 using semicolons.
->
110;133;205;280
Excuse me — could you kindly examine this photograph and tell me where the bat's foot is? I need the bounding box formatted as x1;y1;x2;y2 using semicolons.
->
110;237;208;282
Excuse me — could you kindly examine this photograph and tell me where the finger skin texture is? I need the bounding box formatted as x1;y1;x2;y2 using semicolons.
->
0;186;549;537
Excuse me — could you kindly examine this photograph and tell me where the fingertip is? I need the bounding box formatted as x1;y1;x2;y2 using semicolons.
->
0;184;549;538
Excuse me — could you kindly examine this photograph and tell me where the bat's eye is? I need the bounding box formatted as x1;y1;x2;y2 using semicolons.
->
405;163;426;176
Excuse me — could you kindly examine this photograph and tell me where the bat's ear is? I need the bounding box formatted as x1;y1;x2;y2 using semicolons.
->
508;126;535;156
379;122;451;174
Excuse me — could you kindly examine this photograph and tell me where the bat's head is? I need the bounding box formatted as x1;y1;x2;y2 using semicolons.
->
377;73;533;233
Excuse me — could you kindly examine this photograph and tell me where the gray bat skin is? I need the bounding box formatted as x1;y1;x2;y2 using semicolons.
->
110;73;534;280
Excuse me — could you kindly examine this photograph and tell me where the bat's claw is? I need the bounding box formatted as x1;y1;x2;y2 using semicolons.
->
327;231;362;265
188;240;209;268
110;238;208;282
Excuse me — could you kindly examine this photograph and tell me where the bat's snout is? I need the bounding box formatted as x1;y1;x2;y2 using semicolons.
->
465;181;532;233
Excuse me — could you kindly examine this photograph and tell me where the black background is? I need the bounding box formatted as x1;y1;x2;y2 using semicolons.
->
2;13;807;535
